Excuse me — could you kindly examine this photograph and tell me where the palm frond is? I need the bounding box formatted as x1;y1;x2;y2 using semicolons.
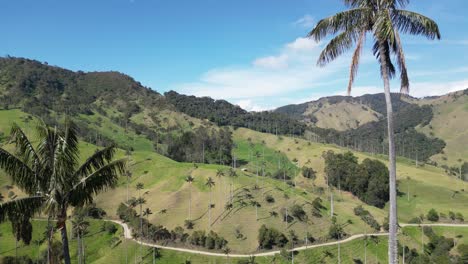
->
0;148;37;194
0;196;44;223
347;30;366;95
373;40;396;79
308;8;370;41
9;123;39;165
61;118;79;165
73;145;117;180
392;29;409;93
392;9;441;39
317;29;361;66
68;159;126;207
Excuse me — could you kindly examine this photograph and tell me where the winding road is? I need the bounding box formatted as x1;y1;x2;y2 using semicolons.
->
108;220;468;258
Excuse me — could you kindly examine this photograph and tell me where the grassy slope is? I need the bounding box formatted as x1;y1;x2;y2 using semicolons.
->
415;91;468;167
233;128;468;223
1;109;467;258
3;220;467;264
305;99;382;131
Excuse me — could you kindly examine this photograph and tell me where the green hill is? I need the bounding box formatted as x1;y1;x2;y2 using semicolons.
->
0;57;467;263
275;90;468;168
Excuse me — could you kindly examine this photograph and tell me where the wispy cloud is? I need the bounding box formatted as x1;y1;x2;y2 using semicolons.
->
292;14;315;29
342;79;468;99
171;33;467;111
174;37;350;104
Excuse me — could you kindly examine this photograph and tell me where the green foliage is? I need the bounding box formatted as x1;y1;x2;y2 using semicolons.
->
323;151;389;208
188;230;227;250
166;127;233;164
311;197;326;218
301;166;317;180
328;217;345;240
165;91;306;136
264;194;275;203
257;224;288;249
290;204;307;222
307;98;445;161
353;206;380;231
427;209;440;222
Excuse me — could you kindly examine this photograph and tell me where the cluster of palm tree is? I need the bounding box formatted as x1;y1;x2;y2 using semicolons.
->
0;119;126;264
309;0;440;262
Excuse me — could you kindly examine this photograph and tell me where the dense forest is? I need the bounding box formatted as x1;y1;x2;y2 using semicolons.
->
309;103;445;162
277;94;446;162
166;127;233;164
323;151;389;208
165;91;306;136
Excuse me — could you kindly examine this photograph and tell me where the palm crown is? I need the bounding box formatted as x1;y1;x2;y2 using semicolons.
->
309;0;440;94
0;119;126;264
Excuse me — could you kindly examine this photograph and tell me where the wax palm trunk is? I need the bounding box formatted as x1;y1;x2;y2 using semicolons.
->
378;40;398;263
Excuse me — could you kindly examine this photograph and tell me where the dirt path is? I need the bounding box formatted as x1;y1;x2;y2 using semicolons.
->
109;220;468;257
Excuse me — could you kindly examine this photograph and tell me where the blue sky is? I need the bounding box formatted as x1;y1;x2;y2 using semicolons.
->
2;0;468;110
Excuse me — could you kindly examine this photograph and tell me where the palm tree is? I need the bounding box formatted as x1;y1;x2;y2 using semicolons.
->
228;168;236;203
136;182;146;262
223;247;231;263
143;207;153;237
254;151;261;185
185;175;195;220
309;1;440;262
0;120;126;264
125;170;132;203
216;169;225;204
205;177;215;228
72;214;89;264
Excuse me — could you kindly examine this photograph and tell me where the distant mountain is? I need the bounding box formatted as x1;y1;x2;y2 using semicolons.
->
165;90;306;136
275;90;468;166
0;57;304;164
0;56;464;167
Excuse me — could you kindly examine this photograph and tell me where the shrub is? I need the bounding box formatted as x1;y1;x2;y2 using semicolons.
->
456;213;464;222
290;204;307;222
427;209;439;222
302;166;317;180
328;217;345;239
353;206;380;231
311;197;325;218
265;194;275;203
258;225;288;249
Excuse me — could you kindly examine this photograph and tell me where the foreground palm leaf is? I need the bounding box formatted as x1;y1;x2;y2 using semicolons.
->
0;119;126;264
308;0;440;262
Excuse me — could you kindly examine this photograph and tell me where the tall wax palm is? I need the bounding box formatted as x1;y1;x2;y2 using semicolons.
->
143;207;153;235
135;182;146;261
185;175;195;220
254;151;261;185
308;0;440;262
72;214;89;264
0;120;126;264
205;177;215;229
216;169;225;204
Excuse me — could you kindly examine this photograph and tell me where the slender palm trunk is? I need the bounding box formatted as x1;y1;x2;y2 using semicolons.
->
379;41;398;264
60;212;72;264
77;233;81;264
189;183;192;220
209;187;212;229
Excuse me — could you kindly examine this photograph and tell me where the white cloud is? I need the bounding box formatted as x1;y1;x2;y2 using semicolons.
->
410;79;468;97
253;54;288;70
292;15;315;28
236;99;267;112
171;32;468;110
174;37;348;102
286;37;319;51
334;79;468;99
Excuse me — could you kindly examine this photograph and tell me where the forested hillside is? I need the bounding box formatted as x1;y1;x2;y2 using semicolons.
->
275;92;468;164
165;90;306;135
